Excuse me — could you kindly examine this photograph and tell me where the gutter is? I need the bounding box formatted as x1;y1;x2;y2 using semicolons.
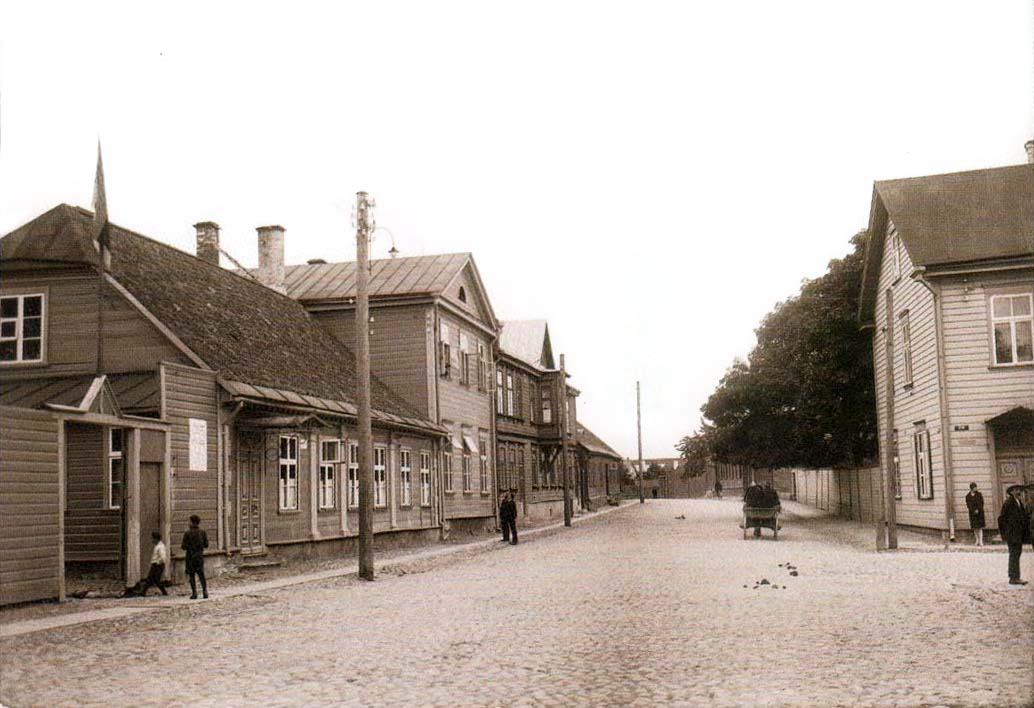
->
911;266;957;541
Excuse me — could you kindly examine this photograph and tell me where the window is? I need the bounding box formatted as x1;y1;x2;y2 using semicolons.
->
459;332;471;386
458;286;467;303
319;440;340;509
0;293;44;363
506;373;515;415
479;436;489;494
347;443;359;508
532;446;541;488
108;428;124;509
462;452;472;492
477;342;488;392
420;451;432;506
890;230;902;281
374;446;387;508
443;450;454;493
400;449;412;506
913;426;933;500
496;368;505;414
892;430;902;500
279;436;299;511
439;322;452;377
900;310;913;386
514;375;523;420
541;387;552;423
990;294;1033;365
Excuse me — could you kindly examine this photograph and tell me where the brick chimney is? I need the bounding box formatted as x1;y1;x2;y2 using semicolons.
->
1026;140;1034;165
194;222;220;266
256;225;286;294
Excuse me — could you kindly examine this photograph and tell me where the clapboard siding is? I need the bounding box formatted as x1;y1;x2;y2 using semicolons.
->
311;304;431;417
941;270;1034;523
64;422;121;562
0;406;61;605
100;287;188;372
0;268;99;379
873;221;946;529
163;364;220;546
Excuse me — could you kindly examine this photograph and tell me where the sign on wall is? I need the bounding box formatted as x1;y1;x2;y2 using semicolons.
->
189;418;208;471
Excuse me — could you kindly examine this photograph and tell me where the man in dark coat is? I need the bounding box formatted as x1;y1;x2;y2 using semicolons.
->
181;514;209;599
503;491;519;545
998;485;1031;585
714;480;723;499
498;493;511;543
965;482;986;546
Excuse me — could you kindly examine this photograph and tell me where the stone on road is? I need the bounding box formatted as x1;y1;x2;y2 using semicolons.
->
1;500;1031;707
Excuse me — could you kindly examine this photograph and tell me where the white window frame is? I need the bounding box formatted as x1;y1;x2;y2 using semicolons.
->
900;310;913;386
347;442;359;509
477;342;488;392
892;429;902;500
459;332;471;386
374;446;387;508
107;428;124;510
279;435;299;511
400;449;413;507
913;428;933;501
496;368;505;413
0;293;45;364
990;293;1034;366
439;321;452;378
506;373;515;415
462;452;472;493
443;451;454;493
420;451;432;506
319;439;340;510
479;437;489;495
541;387;552;424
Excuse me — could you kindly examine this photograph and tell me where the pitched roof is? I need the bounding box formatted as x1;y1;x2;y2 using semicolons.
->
860;164;1034;323
575;421;622;460
499;320;554;371
1;205;431;426
283;253;471;302
875;164;1033;267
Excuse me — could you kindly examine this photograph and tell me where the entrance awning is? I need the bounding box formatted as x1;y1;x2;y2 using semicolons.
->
986;406;1034;430
463;433;479;454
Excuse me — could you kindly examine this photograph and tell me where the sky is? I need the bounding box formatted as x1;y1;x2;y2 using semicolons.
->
1;2;1032;458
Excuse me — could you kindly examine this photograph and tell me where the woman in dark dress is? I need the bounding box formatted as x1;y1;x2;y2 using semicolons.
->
965;482;985;546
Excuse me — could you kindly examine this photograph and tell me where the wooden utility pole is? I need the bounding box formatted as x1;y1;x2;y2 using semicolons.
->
560;354;572;527
355;192;376;580
881;289;898;549
637;381;645;504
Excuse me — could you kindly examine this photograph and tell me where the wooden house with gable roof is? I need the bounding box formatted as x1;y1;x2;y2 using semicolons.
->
859;155;1034;538
0;205;445;604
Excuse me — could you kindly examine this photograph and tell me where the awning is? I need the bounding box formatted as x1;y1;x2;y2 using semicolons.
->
451;433;463;450
986;406;1034;430
463;434;479;454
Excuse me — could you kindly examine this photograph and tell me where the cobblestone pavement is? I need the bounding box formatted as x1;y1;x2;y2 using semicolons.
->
1;500;1031;708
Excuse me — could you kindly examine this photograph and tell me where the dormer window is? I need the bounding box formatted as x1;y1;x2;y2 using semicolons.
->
458;286;468;304
0;293;45;363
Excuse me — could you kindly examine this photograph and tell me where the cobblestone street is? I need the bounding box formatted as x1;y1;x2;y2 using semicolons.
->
1;500;1031;708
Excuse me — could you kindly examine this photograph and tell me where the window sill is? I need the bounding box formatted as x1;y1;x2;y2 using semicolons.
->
277;509;301;515
0;359;48;368
374;505;387;510
420;503;432;509
318;507;337;513
988;362;1034;370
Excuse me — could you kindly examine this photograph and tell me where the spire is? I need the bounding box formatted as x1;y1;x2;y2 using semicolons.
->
92;141;111;265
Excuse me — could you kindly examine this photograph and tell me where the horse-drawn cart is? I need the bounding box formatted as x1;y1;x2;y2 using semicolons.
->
742;506;781;540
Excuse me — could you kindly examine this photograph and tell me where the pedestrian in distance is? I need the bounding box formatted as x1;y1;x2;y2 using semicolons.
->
136;531;168;596
965;482;986;546
997;484;1031;585
504;490;519;545
714;480;723;499
181;514;209;599
499;492;511;543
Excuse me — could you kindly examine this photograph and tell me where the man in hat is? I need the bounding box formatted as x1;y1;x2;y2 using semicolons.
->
181;514;209;599
997;484;1031;585
498;492;512;543
503;491;519;545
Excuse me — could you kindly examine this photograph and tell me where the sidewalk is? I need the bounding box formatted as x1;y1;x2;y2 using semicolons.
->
0;501;633;639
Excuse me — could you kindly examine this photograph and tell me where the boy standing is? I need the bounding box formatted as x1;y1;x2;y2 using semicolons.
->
137;531;168;596
181;515;209;599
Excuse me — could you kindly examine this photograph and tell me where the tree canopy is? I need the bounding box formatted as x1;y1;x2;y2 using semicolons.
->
687;232;877;470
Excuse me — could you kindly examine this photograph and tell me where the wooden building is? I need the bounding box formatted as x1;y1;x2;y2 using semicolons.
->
859;158;1034;537
494;320;581;520
574;422;623;508
277;251;500;533
0;205;444;604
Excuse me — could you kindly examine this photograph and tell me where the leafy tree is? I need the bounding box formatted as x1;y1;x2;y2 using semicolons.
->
697;232;877;469
677;425;713;477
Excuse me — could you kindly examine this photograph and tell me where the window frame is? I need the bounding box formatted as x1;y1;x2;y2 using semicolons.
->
347;442;359;509
989;293;1034;367
278;435;299;512
477;342;488;392
462;451;472;493
459;332;471;386
0;292;46;365
399;448;413;507
899;309;914;387
419;451;432;507
107;428;124;510
443;450;454;493
439;321;452;378
541;386;552;424
496;368;505;414
891;429;902;500
318;439;340;510
913;427;933;501
373;446;387;508
506;372;515;416
479;436;489;495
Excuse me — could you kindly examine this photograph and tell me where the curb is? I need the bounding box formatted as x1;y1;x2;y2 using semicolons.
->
0;501;634;639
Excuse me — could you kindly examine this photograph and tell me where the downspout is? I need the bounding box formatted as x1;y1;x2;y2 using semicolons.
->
432;304;448;540
913;268;957;542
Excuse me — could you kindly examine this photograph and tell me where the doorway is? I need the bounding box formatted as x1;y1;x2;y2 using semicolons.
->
238;431;264;553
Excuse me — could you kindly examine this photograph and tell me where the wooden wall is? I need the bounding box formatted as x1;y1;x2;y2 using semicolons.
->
0;406;62;605
64;422;120;563
792;467;883;523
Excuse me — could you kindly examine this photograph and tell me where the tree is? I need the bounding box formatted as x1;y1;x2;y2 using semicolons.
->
696;232;877;469
677;424;713;477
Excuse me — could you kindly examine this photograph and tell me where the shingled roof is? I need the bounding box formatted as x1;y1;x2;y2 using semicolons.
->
1;205;433;427
860;163;1034;323
284;253;471;302
575;422;622;460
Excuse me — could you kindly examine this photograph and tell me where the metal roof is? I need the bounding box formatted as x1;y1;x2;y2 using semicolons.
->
499;320;553;371
284;253;471;302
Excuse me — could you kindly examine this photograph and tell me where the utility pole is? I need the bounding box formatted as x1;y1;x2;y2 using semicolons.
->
560;354;572;527
637;381;645;504
355;192;376;580
881;291;899;550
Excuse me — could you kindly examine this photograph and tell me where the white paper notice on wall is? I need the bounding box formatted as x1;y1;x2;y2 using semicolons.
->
189;418;208;471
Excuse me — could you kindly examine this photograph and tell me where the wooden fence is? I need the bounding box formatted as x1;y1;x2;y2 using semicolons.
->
790;467;883;523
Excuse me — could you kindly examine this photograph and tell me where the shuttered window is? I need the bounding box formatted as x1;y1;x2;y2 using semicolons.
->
108;428;124;510
913;427;933;500
479;436;489;494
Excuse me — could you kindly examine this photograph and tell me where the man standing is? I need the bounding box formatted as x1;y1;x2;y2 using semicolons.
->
503;491;519;545
998;484;1031;586
714;480;723;499
965;482;986;546
499;492;512;543
181;515;209;599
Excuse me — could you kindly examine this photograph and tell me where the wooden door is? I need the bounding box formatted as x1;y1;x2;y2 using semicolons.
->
138;462;162;574
996;457;1031;514
238;432;264;553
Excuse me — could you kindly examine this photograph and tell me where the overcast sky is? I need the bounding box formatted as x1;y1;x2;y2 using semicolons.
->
1;2;1032;457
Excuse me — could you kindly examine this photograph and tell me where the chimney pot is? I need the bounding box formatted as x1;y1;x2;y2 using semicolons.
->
307;258;327;265
194;222;220;266
1025;140;1034;165
256;225;286;294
